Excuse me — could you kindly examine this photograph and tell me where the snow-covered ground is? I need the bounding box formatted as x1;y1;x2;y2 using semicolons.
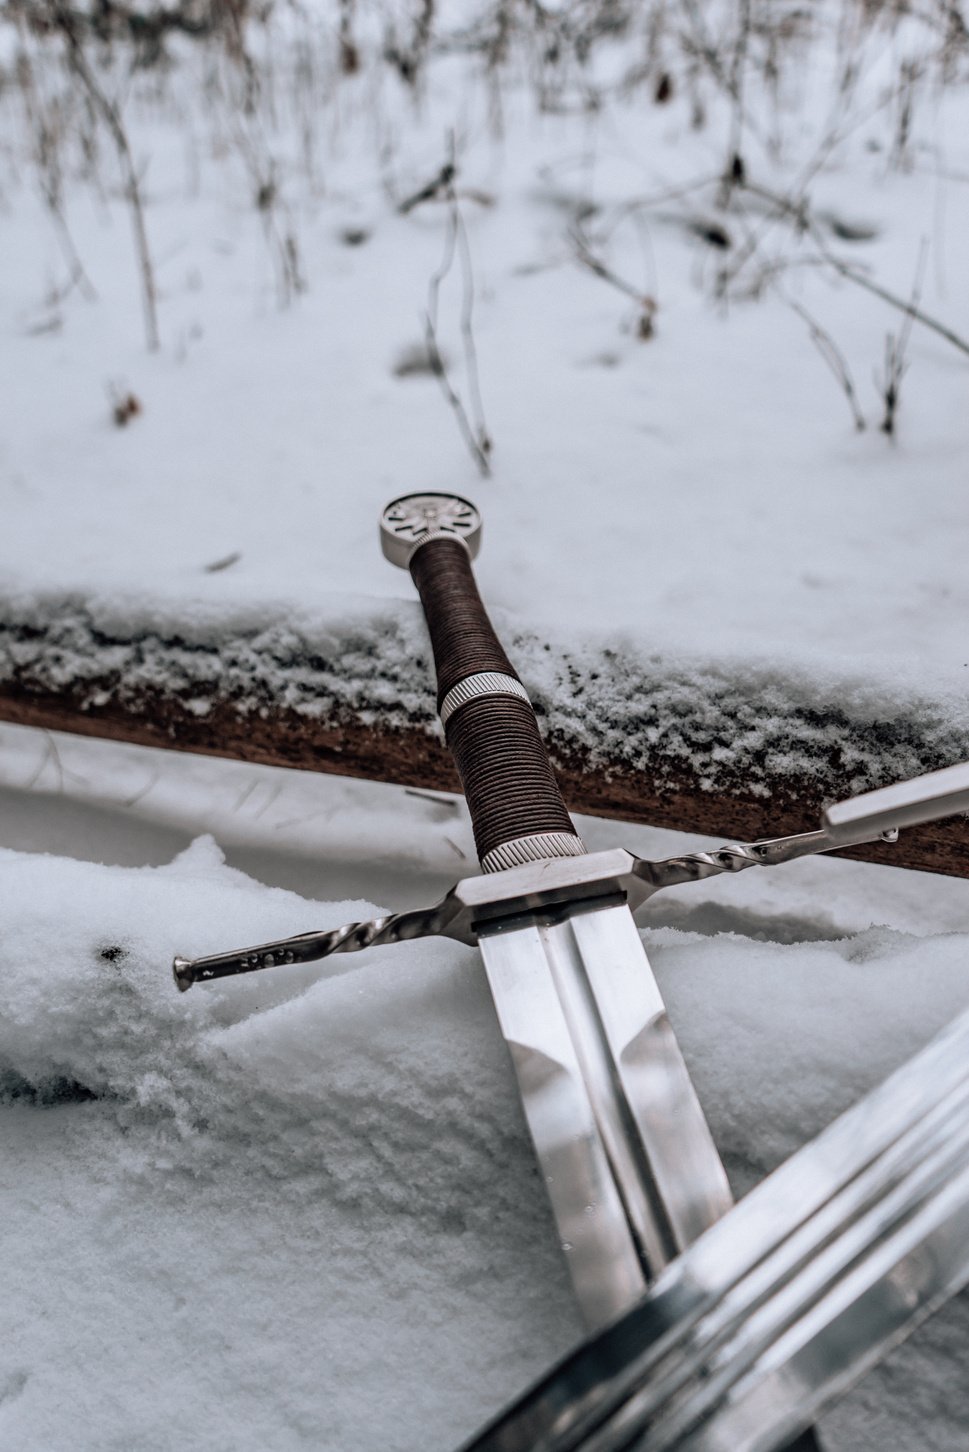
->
2;1;969;761
2;2;969;1447
3;724;969;1450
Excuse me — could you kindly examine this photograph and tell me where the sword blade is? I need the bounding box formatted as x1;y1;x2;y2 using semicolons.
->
477;900;733;1331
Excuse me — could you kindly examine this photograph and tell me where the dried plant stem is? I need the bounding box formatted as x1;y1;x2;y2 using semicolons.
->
786;297;866;431
453;202;490;463
45;200;98;302
232;117;306;305
216;16;305;307
821;246;969;360
679;0;765;147
572;228;646;304
719;0;752;205
877;241;928;438
425;169;492;477
14;37;98;302
728;175;969;360
570;224;657;335
50;4;159;351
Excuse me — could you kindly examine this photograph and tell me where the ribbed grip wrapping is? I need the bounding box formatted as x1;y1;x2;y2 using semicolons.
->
409;538;581;868
444;696;578;863
409;538;519;705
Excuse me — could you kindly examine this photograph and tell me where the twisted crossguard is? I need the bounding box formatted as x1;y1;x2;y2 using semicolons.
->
172;762;969;991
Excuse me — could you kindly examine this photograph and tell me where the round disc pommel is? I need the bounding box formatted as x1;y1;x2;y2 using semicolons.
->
380;492;481;569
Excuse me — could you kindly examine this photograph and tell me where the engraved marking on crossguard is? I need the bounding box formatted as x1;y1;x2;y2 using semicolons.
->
173;904;448;992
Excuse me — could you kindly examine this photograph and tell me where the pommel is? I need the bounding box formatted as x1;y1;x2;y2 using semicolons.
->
379;492;482;569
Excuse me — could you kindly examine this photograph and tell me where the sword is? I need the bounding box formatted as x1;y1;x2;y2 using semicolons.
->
178;492;734;1328
172;493;969;1343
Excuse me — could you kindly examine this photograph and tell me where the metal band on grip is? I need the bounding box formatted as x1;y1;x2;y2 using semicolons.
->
407;536;584;871
440;671;530;727
481;833;587;873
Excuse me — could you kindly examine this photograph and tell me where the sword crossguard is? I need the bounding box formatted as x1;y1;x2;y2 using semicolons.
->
172;761;968;991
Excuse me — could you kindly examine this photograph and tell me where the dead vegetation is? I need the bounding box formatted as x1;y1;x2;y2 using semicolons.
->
422;140;493;477
2;0;967;442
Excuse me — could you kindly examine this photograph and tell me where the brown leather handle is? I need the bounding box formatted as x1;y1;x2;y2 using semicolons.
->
408;538;583;871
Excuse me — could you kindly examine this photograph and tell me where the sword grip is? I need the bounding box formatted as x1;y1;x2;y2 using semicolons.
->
409;538;583;872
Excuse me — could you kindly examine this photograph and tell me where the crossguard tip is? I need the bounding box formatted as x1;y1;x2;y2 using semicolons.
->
173;956;196;993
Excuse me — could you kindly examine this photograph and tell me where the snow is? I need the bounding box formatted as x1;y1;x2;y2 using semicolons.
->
2;839;569;1449
2;2;969;774
3;725;969;1448
2;2;969;1447
6;588;969;813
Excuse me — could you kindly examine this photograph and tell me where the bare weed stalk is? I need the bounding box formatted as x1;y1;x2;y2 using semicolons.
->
218;13;306;306
338;0;360;75
876;242;928;438
890;59;921;172
786;296;866;431
571;223;658;338
47;3;159;350
14;36;97;303
386;0;436;88
821;243;969;360
725;174;969;360
424;154;492;477
718;0;752;207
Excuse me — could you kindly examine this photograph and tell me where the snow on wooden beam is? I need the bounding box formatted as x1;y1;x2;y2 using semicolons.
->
3;600;968;877
0;667;964;882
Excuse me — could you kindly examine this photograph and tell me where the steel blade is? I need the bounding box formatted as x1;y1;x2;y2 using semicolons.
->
460;995;969;1452
823;760;969;843
477;900;733;1331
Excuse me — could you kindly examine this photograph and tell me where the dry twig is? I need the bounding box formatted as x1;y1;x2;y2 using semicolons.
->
570;224;657;338
876;242;928;438
821;245;969;360
724;174;969;360
423;147;492;477
14;37;97;303
785;296;866;431
47;2;159;350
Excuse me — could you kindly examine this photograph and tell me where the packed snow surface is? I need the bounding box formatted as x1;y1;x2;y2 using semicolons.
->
3;727;969;1450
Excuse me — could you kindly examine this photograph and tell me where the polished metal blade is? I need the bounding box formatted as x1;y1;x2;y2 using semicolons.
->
477;900;733;1331
461;997;969;1452
823;759;969;843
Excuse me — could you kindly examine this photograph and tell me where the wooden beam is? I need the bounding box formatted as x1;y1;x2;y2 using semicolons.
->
2;678;966;879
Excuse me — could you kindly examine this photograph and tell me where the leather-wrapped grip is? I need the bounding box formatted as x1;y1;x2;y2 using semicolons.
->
409;537;517;705
409;538;582;869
